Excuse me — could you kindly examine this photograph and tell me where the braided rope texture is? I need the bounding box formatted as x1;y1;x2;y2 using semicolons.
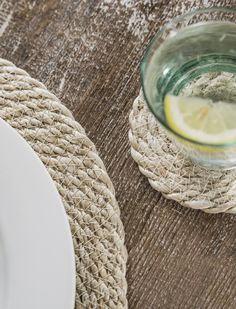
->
129;91;236;214
0;58;127;309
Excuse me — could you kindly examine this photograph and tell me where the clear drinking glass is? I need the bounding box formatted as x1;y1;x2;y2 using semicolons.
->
141;7;236;169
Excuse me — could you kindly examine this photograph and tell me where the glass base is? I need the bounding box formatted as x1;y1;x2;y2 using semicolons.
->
188;156;236;170
169;133;236;170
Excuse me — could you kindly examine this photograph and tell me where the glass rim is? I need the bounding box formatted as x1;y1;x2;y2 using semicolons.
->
140;6;236;148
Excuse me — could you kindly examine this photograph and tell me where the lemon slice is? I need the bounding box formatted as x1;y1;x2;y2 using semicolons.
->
164;94;236;145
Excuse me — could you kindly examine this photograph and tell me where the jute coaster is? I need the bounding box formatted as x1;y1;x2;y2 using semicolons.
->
129;91;236;214
0;58;127;309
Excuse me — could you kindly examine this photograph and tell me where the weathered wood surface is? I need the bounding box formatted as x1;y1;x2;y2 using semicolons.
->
1;0;236;308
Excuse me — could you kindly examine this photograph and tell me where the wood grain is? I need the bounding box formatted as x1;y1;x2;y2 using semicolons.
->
1;0;236;308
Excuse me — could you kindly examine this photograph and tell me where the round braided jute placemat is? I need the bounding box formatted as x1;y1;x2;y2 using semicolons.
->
129;91;236;215
0;58;127;309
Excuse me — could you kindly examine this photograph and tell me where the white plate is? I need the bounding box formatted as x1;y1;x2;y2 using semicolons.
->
0;118;75;309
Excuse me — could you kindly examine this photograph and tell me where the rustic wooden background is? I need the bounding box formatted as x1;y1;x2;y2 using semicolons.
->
1;0;236;308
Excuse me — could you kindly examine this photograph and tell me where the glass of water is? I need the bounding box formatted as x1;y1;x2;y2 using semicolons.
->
141;7;236;169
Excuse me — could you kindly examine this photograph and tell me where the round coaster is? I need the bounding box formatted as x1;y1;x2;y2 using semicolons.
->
0;59;127;309
129;91;236;214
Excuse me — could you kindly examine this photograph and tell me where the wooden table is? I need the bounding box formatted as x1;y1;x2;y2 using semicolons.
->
1;1;236;308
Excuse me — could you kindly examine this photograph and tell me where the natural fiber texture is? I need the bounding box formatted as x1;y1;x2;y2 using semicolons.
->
0;58;127;308
129;91;236;214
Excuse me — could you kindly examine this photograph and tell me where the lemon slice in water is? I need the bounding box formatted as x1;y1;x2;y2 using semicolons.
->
164;95;236;145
